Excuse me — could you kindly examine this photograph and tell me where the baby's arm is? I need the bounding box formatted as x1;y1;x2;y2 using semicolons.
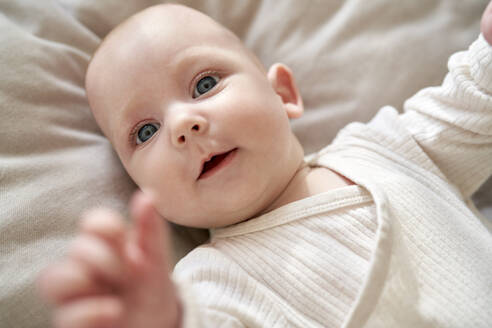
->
399;12;492;199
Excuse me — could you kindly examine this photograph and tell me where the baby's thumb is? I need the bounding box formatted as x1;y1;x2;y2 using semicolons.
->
482;0;492;45
129;190;173;271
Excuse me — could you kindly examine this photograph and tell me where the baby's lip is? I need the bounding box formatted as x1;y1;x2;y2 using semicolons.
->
197;148;237;180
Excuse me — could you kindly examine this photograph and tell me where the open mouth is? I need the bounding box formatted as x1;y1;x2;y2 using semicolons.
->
198;148;237;180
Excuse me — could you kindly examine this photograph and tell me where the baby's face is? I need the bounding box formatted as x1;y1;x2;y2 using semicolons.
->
86;5;303;228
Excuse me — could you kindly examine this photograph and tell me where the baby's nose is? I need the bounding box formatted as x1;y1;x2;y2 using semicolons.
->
171;113;208;147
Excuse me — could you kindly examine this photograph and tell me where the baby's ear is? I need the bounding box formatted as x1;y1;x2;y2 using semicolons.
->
267;63;304;119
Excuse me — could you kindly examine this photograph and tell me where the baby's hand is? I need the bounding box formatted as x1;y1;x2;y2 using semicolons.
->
37;191;181;328
482;1;492;45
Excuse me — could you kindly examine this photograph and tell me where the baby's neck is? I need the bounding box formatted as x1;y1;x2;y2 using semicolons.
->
259;162;355;215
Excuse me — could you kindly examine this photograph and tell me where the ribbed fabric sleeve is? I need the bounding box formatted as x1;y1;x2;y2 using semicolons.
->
401;34;492;198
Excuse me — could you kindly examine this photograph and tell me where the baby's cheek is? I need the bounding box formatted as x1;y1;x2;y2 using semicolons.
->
127;151;175;206
150;177;193;223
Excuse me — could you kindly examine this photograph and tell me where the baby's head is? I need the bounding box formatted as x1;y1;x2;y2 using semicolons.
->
85;4;305;228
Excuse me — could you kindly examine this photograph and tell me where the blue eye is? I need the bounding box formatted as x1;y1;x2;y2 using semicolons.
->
136;123;160;145
193;75;219;98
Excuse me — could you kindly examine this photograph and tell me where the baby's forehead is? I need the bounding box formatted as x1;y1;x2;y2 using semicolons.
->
91;12;246;90
88;8;235;86
88;7;249;93
105;6;236;53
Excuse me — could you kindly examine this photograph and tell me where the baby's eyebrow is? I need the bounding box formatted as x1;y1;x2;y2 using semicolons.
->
171;45;237;74
111;94;150;153
117;97;140;134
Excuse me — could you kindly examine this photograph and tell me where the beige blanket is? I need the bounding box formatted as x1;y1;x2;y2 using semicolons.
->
0;0;488;327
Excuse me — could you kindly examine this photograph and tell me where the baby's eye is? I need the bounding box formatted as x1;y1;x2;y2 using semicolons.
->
193;75;219;98
136;123;160;145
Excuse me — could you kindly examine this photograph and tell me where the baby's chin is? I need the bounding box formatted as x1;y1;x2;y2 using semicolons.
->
165;213;244;230
159;203;260;229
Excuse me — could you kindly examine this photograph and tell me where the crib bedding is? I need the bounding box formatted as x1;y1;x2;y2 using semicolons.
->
0;0;488;327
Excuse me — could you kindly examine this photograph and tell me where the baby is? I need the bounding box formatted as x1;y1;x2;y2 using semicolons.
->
38;3;492;328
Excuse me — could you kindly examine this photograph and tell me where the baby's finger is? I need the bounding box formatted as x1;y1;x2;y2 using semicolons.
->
129;191;172;269
69;234;126;287
79;207;127;256
481;0;492;45
53;296;123;328
37;260;110;305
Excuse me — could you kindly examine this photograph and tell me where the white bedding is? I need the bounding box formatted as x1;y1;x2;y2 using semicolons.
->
0;0;488;327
